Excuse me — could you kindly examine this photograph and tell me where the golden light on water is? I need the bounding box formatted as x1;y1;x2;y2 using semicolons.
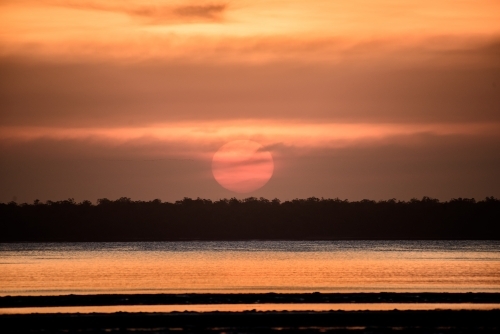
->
1;242;500;296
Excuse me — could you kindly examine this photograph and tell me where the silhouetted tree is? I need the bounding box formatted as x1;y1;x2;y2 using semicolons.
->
0;196;498;242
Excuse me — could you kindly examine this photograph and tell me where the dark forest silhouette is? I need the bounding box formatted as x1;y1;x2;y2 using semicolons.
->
1;197;499;241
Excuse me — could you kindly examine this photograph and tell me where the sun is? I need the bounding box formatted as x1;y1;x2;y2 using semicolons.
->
212;140;274;193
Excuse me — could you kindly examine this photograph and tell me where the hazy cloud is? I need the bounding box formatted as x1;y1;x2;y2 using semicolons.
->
214;157;273;170
172;4;226;20
257;143;286;153
37;1;228;24
1;48;499;128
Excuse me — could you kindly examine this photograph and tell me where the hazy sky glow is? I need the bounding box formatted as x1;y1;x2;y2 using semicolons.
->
1;0;499;202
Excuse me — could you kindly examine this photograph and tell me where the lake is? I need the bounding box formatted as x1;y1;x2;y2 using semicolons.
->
1;241;499;296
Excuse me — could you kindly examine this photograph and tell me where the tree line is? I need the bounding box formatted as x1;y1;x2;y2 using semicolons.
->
1;196;499;241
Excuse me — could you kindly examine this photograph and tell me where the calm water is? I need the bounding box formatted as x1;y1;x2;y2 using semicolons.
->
1;241;499;296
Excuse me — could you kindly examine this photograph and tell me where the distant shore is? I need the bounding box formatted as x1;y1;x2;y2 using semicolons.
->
2;197;499;241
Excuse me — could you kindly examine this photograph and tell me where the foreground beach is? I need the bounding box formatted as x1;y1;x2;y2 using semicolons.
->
2;310;500;333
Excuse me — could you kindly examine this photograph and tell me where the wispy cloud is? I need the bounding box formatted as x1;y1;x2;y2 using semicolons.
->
257;143;286;153
172;4;227;20
45;1;228;24
2;122;498;150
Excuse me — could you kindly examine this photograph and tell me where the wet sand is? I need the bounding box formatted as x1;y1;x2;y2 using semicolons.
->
2;302;500;314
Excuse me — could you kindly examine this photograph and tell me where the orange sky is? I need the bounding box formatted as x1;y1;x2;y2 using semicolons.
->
1;0;500;61
1;0;499;202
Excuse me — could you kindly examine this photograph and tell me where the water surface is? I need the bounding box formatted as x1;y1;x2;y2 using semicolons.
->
1;241;499;296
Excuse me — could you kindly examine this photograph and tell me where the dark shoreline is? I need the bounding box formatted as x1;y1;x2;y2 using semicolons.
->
3;197;499;241
0;237;500;244
2;310;500;333
2;293;500;308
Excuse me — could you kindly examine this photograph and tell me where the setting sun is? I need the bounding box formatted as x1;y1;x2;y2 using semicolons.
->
212;140;274;193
